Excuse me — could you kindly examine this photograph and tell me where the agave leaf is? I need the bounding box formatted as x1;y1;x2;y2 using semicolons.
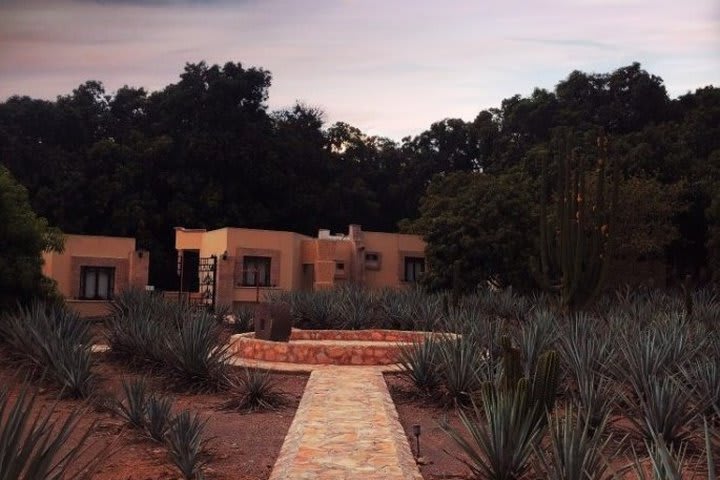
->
165;410;208;480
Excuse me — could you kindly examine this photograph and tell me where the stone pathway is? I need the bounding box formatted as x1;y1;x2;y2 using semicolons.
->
269;366;423;480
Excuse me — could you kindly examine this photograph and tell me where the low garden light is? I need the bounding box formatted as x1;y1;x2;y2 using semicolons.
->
412;424;421;458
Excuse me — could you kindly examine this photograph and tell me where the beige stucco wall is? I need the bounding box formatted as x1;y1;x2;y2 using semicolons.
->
42;234;149;317
362;231;426;288
226;228;310;302
174;227;206;250
174;225;426;302
43;234;139;297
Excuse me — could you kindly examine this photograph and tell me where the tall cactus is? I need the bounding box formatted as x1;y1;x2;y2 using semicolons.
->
534;131;619;311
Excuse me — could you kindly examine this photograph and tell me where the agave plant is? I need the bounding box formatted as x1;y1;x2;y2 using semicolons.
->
517;309;556;378
397;335;442;396
556;312;615;382
114;378;149;429
681;358;720;417
625;434;692;480
573;373;617;434
437;334;486;406
0;302;95;398
332;285;378;330
145;394;174;442
286;290;338;329
221;368;285;412
0;383;101;480
691;288;720;325
532;405;618;480
165;410;208;480
161;311;230;392
625;374;698;449
230;304;255;333
105;290;170;367
442;383;545;479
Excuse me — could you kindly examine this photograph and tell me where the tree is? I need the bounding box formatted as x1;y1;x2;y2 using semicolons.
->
403;169;536;292
0;166;64;310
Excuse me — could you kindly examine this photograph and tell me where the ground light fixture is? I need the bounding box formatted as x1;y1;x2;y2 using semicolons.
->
412;424;421;458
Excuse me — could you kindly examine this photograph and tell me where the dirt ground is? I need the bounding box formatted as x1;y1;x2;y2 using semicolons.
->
0;353;307;480
385;372;715;480
384;373;473;480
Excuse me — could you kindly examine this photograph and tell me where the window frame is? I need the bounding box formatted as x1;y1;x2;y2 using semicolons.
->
79;266;116;300
403;256;425;283
241;256;272;287
365;252;381;270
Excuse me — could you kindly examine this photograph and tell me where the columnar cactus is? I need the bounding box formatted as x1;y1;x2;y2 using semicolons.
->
534;131;619;311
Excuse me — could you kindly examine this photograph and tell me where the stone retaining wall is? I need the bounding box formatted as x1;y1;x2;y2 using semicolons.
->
228;329;436;366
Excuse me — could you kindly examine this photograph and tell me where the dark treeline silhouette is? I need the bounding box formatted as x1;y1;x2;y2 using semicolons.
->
1;61;718;290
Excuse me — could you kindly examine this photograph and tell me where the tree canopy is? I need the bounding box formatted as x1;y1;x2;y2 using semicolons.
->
0;165;64;310
0;60;717;292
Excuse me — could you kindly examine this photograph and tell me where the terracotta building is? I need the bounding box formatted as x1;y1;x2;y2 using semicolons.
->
174;225;426;309
42;234;150;317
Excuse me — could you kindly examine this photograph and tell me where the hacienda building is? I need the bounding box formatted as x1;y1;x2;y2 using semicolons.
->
174;224;426;310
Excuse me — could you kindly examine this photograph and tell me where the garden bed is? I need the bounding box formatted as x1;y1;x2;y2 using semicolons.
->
0;353;308;480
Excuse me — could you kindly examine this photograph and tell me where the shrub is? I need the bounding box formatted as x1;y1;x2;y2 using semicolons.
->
0;302;95;398
161;311;230;392
625;374;698;449
397;335;442;396
105;290;171;367
165;410;208;480
145;394;174;442
0;382;100;479
442;384;545;479
114;378;149;429
333;285;378;330
221;368;285;412
437;335;486;406
532;405;617;480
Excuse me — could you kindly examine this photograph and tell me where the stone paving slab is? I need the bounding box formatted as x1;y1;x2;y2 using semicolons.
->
269;367;422;480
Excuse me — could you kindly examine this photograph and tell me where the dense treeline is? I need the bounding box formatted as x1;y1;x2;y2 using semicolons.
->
1;61;718;290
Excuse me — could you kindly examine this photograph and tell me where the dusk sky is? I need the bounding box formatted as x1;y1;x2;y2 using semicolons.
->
1;0;718;140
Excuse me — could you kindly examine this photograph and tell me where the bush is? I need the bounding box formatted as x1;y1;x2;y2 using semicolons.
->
222;368;285;412
0;302;95;398
0;382;101;479
113;378;149;430
165;410;208;480
532;405;617;480
107;292;230;392
145;394;174;442
397;336;442;396
442;386;545;479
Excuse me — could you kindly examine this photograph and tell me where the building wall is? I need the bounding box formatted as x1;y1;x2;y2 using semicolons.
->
174;225;427;307
42;234;149;317
362;231;426;288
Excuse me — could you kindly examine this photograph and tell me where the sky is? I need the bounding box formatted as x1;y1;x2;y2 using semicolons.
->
0;0;718;140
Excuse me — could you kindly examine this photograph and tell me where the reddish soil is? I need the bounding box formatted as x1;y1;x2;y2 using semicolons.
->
384;373;472;480
0;354;308;480
385;373;714;480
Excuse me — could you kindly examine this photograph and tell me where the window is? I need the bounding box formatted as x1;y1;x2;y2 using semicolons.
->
365;252;381;270
80;266;115;300
242;256;271;286
404;257;425;283
336;262;345;271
